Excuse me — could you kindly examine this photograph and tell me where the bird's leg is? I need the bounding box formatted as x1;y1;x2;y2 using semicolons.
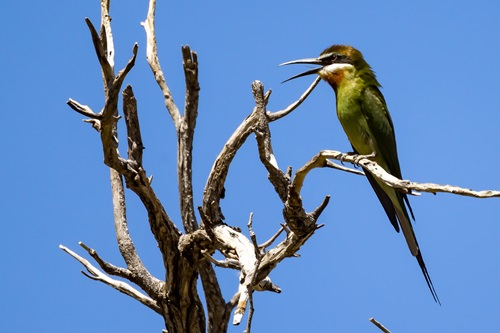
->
351;152;376;166
340;151;358;166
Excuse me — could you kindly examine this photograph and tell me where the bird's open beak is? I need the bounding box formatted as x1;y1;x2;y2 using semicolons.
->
279;57;323;83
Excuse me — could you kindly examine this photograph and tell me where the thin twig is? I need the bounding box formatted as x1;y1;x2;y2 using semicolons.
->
79;242;131;279
258;225;285;249
114;43;138;88
243;289;255;333
66;99;101;119
370;318;391;333
325;159;364;175
267;76;321;121
201;250;241;270
243;245;264;333
310;195;331;222
247;212;261;259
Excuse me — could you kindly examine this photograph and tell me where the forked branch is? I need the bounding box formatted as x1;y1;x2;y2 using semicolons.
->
59;244;162;314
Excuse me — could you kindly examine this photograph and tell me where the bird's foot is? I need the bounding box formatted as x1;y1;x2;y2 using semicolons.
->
340;151;358;165
351;152;376;167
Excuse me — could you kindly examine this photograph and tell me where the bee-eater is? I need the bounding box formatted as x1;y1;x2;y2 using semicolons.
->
281;45;439;303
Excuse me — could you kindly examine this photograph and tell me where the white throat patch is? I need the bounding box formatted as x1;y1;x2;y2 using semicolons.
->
320;63;354;74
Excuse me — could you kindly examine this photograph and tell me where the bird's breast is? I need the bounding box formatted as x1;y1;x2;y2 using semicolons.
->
336;97;375;156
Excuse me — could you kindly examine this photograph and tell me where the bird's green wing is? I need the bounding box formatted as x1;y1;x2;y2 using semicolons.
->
360;86;415;220
360;86;402;179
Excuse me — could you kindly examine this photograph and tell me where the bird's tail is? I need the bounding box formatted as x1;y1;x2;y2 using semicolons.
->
364;169;440;303
395;206;440;304
416;251;440;305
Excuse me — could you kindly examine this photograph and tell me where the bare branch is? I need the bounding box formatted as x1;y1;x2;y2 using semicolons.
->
211;225;258;326
253;276;281;293
177;45;200;233
310;195;331;222
210;222;282;328
84;18;114;87
292;150;332;196
99;0;113;72
109;162;164;299
79;242;131;278
66;99;101;119
91;5;167;305
243;231;266;333
252;81;290;202
243;292;255;333
201;250;241;270
182;45;199;125
267;76;321;121
93;42;138;175
325;159;365;175
178;228;213;254
114;43;138;89
202;78;300;224
370;318;392;333
258;225;285;249
247;212;261;259
59;244;162;314
142;0;181;126
316;150;500;199
203;79;316;224
123;86;144;165
256;227;316;281
202;101;258;224
199;261;230;333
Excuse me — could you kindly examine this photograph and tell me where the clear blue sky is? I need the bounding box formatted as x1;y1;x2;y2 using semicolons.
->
1;1;499;332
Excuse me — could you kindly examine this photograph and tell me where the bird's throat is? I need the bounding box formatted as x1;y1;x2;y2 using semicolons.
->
318;64;355;93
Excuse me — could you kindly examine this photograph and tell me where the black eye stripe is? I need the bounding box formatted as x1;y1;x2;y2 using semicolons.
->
320;53;353;65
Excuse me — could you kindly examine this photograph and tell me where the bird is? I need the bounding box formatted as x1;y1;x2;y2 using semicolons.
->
280;45;439;303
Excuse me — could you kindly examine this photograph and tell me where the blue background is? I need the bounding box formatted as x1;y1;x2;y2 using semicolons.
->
1;1;499;332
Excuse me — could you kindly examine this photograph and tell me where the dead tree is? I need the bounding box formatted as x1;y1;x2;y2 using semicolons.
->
60;1;500;333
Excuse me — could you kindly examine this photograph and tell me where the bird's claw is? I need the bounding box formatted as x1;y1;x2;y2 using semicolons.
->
340;151;356;165
351;152;376;167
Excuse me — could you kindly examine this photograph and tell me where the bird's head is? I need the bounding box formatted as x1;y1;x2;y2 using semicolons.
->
281;45;377;91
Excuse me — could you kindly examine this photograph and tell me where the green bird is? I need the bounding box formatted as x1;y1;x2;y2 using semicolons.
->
281;45;439;303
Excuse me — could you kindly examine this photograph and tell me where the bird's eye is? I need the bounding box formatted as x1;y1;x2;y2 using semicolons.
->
323;54;338;63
